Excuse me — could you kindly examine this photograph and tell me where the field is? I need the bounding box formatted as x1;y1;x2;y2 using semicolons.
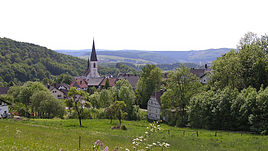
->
0;119;268;151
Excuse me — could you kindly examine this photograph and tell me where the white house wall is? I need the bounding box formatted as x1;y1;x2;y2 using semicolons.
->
0;106;8;117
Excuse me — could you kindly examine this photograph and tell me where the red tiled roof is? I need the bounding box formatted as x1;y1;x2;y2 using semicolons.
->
100;78;117;87
70;78;88;89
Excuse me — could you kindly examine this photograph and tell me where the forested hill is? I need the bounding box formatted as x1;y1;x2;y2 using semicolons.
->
57;48;231;64
0;38;87;84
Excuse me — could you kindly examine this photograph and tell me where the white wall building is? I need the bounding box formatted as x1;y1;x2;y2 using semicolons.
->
147;91;162;121
0;99;10;118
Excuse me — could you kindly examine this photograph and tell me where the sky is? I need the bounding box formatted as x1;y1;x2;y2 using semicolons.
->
0;0;267;51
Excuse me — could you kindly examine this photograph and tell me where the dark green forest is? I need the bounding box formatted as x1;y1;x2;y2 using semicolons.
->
0;38;87;85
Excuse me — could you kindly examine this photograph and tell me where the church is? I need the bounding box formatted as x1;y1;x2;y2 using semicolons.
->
83;39;100;79
71;39;140;90
72;39;104;89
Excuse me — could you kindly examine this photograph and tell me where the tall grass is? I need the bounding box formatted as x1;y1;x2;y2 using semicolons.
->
0;119;268;150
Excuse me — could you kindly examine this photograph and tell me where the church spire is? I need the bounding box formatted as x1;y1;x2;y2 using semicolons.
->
87;57;90;69
90;39;97;61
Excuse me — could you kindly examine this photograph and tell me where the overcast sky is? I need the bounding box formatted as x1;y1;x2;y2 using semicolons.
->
0;0;267;51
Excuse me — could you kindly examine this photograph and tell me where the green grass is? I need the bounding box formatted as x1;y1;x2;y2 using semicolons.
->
0;119;268;151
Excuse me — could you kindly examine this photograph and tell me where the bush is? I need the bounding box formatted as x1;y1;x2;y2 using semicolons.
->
121;125;127;130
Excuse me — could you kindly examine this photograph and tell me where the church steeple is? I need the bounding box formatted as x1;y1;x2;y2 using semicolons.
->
87;57;90;69
90;39;97;61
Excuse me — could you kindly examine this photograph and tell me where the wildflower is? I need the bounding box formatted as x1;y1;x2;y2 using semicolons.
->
125;148;130;151
104;146;109;151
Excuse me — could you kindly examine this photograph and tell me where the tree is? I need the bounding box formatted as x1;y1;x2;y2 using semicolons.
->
249;86;268;134
56;73;73;85
68;87;89;127
89;91;101;108
30;91;65;118
136;64;162;109
210;32;268;91
105;105;115;124
113;79;136;120
110;101;127;125
17;82;49;115
161;65;202;127
99;89;113;108
104;78;110;89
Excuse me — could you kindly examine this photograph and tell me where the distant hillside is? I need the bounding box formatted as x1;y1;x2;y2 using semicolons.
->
56;48;231;64
152;48;231;64
0;38;87;84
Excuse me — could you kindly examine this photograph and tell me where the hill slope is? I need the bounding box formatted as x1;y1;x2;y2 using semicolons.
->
56;48;231;64
0;38;87;84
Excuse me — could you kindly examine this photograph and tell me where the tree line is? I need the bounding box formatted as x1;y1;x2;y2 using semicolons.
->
160;32;268;134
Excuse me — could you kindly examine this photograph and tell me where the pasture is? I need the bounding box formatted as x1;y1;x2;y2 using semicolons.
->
0;119;267;150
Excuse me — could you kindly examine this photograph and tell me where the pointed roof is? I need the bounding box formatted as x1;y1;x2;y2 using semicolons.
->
90;39;98;61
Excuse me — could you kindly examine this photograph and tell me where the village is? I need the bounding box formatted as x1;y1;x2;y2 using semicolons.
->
0;40;211;122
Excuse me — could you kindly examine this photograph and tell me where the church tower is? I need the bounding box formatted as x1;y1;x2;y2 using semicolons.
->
84;39;100;79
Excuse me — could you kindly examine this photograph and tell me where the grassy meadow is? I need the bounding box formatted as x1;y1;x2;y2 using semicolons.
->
0;119;268;151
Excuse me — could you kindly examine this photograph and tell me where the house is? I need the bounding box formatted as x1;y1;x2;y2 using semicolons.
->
190;64;211;84
147;91;163;121
87;77;104;88
70;78;88;91
0;98;11;118
117;73;140;90
53;83;69;90
100;77;117;88
49;87;66;99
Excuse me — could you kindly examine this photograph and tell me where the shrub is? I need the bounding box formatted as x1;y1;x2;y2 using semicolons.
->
121;125;127;130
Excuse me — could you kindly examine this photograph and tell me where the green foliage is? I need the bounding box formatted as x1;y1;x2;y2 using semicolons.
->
30;91;65;118
99;89;113;108
120;125;127;130
98;62;140;77
136;64;162;109
161;65;202;127
110;101;127;125
104;78;110;89
56;73;73;84
249;86;268;134
210;32;268;91
67;87;89;127
0;38;87;84
113;79;136;120
7;81;65;118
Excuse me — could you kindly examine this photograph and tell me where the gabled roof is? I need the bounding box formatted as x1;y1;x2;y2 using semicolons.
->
100;78;117;87
53;83;69;90
0;87;9;95
190;68;206;78
70;78;88;89
59;89;69;96
87;77;104;86
150;90;164;106
117;73;140;89
90;39;97;61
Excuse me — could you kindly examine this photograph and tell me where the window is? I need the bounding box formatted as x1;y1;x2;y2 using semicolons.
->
94;63;96;68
